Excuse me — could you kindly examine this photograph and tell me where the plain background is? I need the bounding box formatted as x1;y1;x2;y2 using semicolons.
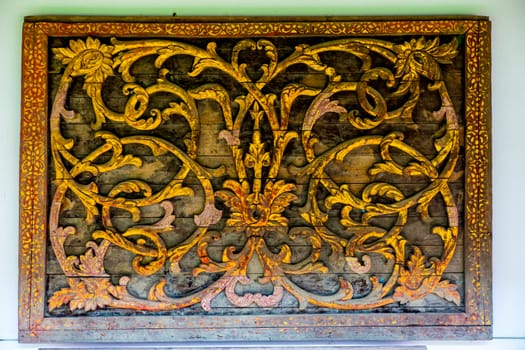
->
1;0;524;349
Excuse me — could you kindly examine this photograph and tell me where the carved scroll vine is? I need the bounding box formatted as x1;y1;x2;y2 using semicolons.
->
48;36;462;313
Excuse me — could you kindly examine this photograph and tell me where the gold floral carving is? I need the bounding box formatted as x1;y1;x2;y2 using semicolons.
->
46;34;464;313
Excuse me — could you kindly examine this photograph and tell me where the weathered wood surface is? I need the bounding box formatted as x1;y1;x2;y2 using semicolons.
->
19;16;492;342
45;32;466;316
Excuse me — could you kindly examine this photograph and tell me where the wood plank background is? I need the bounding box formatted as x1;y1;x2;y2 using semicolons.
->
45;33;466;317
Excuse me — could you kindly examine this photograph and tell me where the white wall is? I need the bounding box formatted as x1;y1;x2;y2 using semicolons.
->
1;0;524;349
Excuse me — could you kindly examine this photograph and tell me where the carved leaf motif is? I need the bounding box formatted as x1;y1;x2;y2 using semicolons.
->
48;286;76;311
325;185;352;209
280;84;321;124
303;92;347;133
393;37;458;81
217;180;297;228
362;183;405;203
265;180;297;215
216;180;252;226
75;241;109;276
188;42;223;77
256;39;278;80
425;37;459;64
49;278;117;312
397;247;427;290
245;138;271;168
289;44;328;72
47;34;463;313
53;37;114;86
432;280;461;306
432;226;455;243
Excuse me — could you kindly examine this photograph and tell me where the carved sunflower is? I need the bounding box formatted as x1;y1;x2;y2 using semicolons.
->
393;36;458;80
53;37;114;85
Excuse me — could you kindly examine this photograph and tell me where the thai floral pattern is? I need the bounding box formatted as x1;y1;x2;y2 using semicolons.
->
47;34;462;313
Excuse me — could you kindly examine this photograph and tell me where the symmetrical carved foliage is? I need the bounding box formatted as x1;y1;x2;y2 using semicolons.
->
47;34;463;313
19;17;491;342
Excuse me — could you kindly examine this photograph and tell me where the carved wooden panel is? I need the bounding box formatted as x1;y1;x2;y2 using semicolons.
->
19;16;491;342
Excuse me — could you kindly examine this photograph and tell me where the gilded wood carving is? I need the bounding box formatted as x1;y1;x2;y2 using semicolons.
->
19;16;491;342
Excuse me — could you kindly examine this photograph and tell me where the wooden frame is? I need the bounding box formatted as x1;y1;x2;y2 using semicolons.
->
19;16;491;342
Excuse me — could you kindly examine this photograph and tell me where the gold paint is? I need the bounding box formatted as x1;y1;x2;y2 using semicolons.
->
46;34;462;312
